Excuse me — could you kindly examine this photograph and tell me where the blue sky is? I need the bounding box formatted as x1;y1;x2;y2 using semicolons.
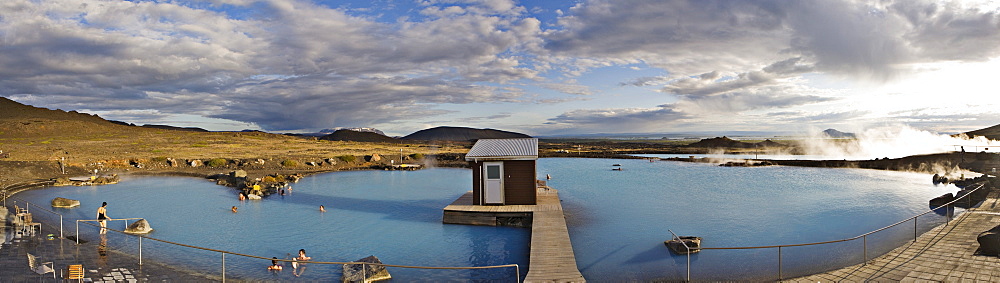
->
2;0;1000;136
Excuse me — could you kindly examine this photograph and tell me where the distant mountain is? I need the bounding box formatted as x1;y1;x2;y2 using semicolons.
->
401;126;531;141
141;124;209;132
962;124;1000;140
822;129;856;138
319;129;398;143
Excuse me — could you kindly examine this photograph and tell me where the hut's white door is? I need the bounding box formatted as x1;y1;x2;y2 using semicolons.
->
484;162;504;204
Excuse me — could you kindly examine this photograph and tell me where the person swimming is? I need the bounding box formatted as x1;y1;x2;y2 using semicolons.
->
268;257;283;271
231;206;238;213
319;205;326;212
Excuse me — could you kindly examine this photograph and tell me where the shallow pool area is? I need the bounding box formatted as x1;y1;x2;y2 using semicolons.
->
12;158;964;281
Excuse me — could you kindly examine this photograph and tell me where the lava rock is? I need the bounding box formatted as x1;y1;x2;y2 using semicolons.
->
342;255;391;283
978;225;1000;256
51;197;81;208
124;219;153;234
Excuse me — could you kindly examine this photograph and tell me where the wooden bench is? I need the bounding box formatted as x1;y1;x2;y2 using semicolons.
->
26;253;55;279
67;264;85;282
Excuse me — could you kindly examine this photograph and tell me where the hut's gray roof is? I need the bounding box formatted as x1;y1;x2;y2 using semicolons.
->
465;138;538;161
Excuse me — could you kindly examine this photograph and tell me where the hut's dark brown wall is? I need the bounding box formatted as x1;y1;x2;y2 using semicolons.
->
468;160;537;205
470;161;483;205
502;160;536;205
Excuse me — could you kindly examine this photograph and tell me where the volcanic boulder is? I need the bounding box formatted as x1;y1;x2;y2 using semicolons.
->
51;197;81;208
124;219;153;234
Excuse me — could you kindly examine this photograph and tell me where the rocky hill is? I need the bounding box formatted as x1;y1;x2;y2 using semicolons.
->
319;129;398;143
963;124;1000;140
683;136;786;149
684;136;753;148
822;128;856;138
0;97;144;138
400;126;531;141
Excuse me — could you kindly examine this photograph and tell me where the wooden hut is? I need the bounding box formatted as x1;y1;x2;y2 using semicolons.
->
465;138;538;205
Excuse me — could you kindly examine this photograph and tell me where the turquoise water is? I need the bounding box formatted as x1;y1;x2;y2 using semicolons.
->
14;169;528;281
14;159;962;281
634;153;847;160
537;158;961;281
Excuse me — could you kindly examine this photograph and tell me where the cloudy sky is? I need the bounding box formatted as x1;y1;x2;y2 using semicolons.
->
3;0;1000;136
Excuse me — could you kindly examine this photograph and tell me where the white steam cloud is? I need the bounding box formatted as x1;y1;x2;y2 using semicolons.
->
796;125;1000;160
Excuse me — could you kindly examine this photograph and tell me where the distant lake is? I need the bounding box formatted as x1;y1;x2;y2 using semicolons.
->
15;158;961;281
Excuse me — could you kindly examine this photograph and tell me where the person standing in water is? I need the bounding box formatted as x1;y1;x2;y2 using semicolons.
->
292;249;311;277
97;202;109;234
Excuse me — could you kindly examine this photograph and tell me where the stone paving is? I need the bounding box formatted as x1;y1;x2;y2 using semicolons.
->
1;212;219;282
787;190;1000;282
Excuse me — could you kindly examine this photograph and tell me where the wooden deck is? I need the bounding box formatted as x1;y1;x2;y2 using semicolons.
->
443;188;585;282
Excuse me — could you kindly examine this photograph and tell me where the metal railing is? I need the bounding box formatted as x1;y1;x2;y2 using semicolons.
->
2;190;521;282
673;182;987;281
667;229;692;282
75;220;520;282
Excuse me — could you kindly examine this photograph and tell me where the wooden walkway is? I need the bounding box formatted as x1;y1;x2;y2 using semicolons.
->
443;188;585;282
788;190;1000;282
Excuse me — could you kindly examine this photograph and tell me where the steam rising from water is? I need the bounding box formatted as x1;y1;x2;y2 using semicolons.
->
796;125;999;160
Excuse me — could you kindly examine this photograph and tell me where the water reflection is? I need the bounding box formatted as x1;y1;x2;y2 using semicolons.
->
97;233;108;268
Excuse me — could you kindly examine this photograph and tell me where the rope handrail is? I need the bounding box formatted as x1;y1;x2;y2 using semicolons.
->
701;182;986;250
75;220;520;270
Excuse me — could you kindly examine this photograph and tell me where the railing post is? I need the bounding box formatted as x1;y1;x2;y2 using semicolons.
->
139;237;143;266
913;216;918;242
686;249;691;282
221;253;226;283
60;215;64;239
778;246;783;280
76;221;80;244
515;264;520;283
363;262;367;282
863;235;868;265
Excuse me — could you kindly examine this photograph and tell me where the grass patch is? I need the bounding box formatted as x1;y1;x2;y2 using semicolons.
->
336;155;356;163
191;143;208;148
207;158;227;167
281;160;298;167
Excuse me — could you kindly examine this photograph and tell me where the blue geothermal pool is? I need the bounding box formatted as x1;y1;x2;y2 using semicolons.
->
14;158;962;281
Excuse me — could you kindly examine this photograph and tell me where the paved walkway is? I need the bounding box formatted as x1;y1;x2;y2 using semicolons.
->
1;202;219;282
788;190;1000;282
0;225;220;282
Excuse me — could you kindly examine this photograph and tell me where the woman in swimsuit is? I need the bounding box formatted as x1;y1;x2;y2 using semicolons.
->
97;202;108;234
